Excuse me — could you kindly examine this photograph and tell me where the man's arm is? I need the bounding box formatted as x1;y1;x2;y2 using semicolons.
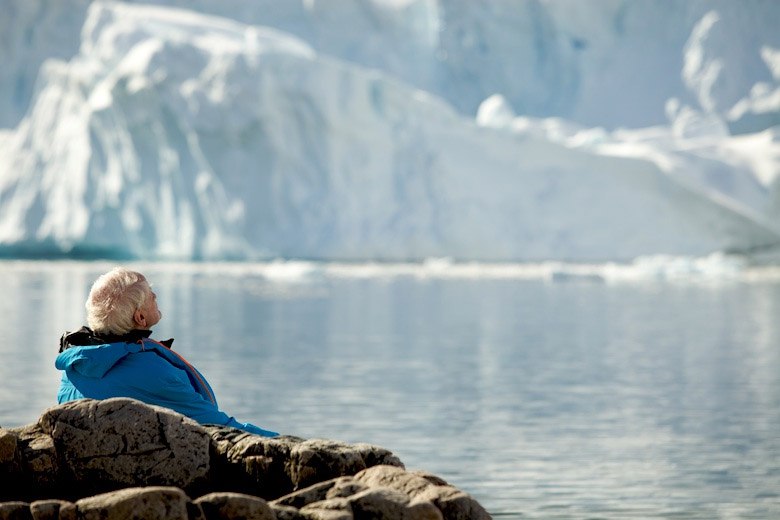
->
127;353;279;436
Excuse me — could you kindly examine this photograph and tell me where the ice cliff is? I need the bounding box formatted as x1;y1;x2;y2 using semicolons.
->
0;0;779;261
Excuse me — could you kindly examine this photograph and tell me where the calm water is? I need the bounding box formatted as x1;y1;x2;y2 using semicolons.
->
1;260;779;519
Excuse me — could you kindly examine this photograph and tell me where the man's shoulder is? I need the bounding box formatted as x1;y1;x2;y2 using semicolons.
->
120;344;186;373
111;343;173;371
119;350;196;393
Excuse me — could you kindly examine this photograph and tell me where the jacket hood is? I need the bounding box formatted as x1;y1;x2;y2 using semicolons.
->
56;326;173;378
55;342;144;378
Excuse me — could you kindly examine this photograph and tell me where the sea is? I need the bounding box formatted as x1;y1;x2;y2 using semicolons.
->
1;257;779;519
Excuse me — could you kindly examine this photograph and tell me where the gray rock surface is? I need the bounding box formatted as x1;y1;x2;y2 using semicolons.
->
0;399;491;519
0;501;31;520
205;427;403;499
29;499;72;520
354;465;491;520
0;429;17;464
39;398;211;496
63;486;190;520
289;439;403;490
194;492;275;520
269;466;489;520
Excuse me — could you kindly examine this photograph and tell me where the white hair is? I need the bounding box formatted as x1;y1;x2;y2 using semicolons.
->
86;267;152;334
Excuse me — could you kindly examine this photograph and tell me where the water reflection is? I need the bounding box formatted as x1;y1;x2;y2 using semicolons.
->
1;261;779;518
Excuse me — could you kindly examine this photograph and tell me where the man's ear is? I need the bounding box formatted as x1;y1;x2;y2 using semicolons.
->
133;309;146;328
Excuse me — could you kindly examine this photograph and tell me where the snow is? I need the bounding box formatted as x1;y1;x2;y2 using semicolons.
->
0;0;779;263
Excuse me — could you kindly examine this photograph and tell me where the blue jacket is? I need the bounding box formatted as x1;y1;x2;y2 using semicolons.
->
55;330;278;437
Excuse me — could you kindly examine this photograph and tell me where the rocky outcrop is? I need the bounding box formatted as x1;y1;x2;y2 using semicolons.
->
0;398;490;519
0;398;211;500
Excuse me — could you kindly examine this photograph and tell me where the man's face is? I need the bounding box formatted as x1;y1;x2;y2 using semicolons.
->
139;290;162;329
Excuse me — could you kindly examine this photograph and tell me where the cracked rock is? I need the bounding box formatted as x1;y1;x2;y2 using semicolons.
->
0;400;491;519
38;398;210;496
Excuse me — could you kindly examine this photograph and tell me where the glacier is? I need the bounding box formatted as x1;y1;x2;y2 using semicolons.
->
0;0;779;262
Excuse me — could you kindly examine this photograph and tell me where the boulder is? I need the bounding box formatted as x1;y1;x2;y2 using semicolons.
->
0;429;17;464
343;487;435;519
62;487;190;520
272;469;487;520
194;492;275;520
289;440;403;490
413;486;490;520
293;486;443;520
0;502;31;520
0;400;491;519
205;427;402;499
4;425;59;499
29;499;73;520
354;465;491;520
271;477;367;510
354;465;434;497
0;429;23;499
325;478;370;501
205;426;303;498
299;497;353;520
269;503;305;520
36;398;211;498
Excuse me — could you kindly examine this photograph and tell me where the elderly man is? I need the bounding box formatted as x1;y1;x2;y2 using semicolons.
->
55;267;278;437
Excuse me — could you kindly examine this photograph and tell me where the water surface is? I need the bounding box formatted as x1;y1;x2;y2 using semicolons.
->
1;260;779;518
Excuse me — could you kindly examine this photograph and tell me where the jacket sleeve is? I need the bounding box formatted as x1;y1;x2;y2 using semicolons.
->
133;354;278;437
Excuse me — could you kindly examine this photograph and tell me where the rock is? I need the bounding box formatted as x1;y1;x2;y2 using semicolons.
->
271;478;343;509
273;476;443;520
299;497;353;520
0;429;17;464
354;466;491;520
354;465;433;497
38;398;210;496
352;443;405;472
289;439;403;490
270;503;306;520
194;492;275;520
14;425;59;498
0;429;23;500
325;478;369;501
407;499;445;520
205;426;303;498
346;487;428;520
302;512;353;520
271;476;369;510
0;400;491;519
414;487;490;520
205;428;401;499
301;486;442;520
408;471;450;487
29;500;73;520
67;487;190;520
0;502;31;520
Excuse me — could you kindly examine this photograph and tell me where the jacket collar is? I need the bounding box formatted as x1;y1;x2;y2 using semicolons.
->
59;326;173;352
